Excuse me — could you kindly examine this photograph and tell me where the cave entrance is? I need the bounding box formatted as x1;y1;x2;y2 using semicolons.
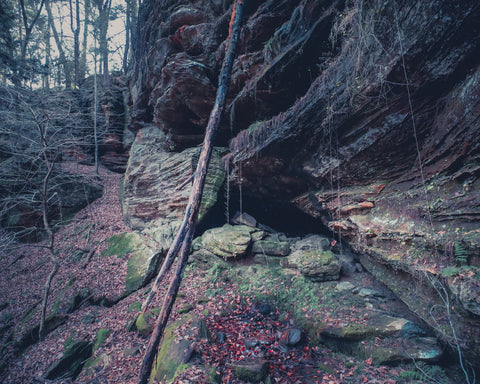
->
197;190;332;238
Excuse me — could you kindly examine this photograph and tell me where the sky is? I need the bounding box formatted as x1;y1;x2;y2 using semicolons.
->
50;0;127;77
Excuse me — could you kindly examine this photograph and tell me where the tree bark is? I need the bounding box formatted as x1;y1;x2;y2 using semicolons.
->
136;1;245;383
45;0;72;88
69;0;81;85
79;0;90;81
16;0;45;85
94;0;112;85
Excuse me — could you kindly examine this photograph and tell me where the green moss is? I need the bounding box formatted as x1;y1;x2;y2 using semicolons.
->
64;331;76;350
135;313;152;337
128;301;142;313
232;264;341;344
151;315;194;383
172;363;191;381
441;265;480;278
93;329;110;352
82;355;102;375
101;233;138;258
177;304;194;314
208;366;221;383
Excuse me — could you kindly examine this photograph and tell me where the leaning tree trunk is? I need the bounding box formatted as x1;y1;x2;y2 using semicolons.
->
136;2;245;383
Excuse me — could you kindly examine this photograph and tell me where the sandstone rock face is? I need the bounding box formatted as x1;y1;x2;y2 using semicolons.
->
121;126;225;250
129;0;480;366
150;53;217;149
444;267;480;317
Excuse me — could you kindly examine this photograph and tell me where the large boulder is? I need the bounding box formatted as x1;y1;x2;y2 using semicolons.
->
121;126;225;251
44;340;93;380
321;311;443;365
151;314;210;383
252;233;291;257
102;232;162;293
194;224;258;259
284;249;341;281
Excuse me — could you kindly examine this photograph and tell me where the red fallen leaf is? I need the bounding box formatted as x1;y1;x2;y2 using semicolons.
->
358;201;374;208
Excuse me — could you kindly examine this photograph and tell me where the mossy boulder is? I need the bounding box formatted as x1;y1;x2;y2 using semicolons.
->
195;224;257;259
152;314;210;383
135;312;154;337
321;312;423;341
285;250;341;281
92;328;111;352
44;340;93;380
232;358;268;383
320;311;441;364
354;337;443;365
252;235;291;257
190;248;230;270
103;232;162;293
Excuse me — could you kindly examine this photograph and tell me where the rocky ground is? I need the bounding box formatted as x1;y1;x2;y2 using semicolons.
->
0;164;470;384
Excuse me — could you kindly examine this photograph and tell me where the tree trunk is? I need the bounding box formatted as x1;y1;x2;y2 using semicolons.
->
16;0;45;85
122;0;131;73
95;0;112;86
43;23;50;90
136;2;245;383
45;0;72;88
69;0;81;85
29;106;60;341
79;0;90;80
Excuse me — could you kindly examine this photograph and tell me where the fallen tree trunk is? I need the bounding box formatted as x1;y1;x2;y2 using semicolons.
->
136;2;245;383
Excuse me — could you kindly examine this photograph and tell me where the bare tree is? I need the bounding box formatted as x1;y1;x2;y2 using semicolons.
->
69;0;81;85
45;0;72;88
16;0;45;85
0;86;103;339
79;0;91;81
93;0;112;85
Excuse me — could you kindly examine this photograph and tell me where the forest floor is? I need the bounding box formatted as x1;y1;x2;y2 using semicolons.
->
0;164;465;384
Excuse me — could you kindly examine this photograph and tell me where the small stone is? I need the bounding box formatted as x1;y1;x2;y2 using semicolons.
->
232;358;269;383
231;211;257;227
216;332;226;343
243;338;258;349
280;328;302;346
256;302;272;315
357;288;384;298
336;281;355;291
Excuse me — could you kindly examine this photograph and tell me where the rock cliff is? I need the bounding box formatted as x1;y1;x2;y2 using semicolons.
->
127;0;480;368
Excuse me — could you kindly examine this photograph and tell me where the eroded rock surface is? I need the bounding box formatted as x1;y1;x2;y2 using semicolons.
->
121;126;225;250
